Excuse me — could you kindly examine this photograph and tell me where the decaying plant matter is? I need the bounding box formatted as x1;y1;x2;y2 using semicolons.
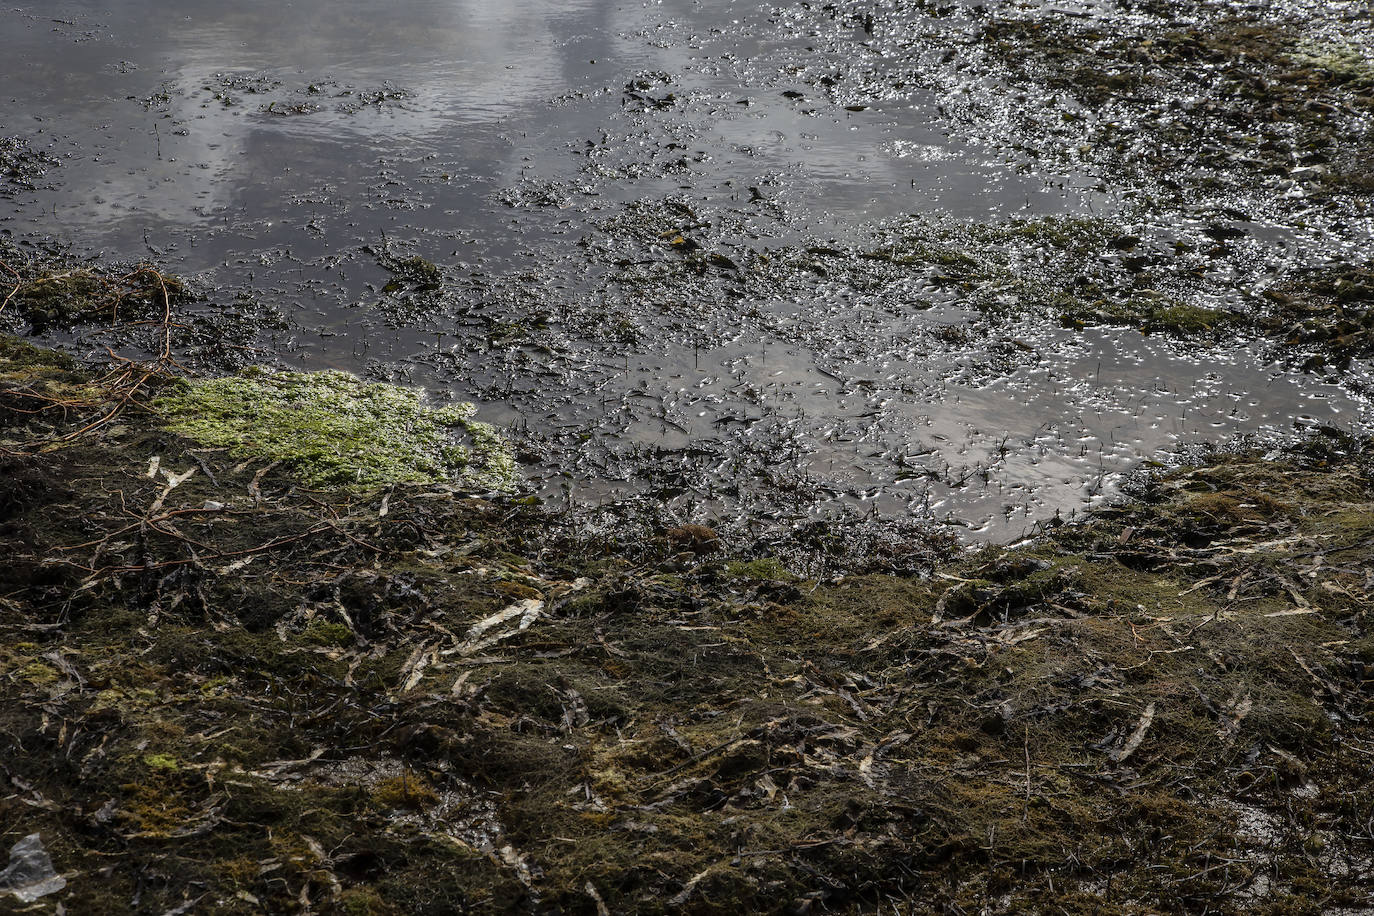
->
2;334;1372;914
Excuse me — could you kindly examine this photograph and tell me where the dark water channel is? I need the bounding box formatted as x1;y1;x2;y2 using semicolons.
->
3;0;1369;540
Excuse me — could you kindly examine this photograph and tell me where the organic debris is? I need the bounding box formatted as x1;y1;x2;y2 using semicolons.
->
0;135;61;198
0;243;193;336
0;238;280;375
1259;264;1374;370
3;0;1374;910
4;337;1373;913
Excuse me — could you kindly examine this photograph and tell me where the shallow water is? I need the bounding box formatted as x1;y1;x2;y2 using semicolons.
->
3;0;1370;538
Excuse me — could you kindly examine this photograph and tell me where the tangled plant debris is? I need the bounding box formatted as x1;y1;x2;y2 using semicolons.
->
0;238;280;372
3;0;1374;911
3;334;1374;913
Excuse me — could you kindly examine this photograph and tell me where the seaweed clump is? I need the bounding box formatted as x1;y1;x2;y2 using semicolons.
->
1258;263;1374;370
0;258;194;335
153;368;517;492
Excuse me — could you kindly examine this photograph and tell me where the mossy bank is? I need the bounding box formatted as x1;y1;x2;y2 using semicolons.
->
3;335;1373;913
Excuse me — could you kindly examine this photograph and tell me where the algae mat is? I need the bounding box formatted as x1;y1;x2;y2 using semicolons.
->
154;368;517;493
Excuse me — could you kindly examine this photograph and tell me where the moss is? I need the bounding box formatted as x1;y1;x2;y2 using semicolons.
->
9;272;106;331
371;774;439;811
338;887;401;916
491;579;543;601
0;334;75;371
1178;491;1279;524
1291;39;1374;89
1060;295;1232;336
1142;303;1232;335
299;618;356;648
152;367;517;492
15;660;59;685
724;558;797;581
0;333;108;416
143;753;180;771
214;855;261;888
116;780;196;835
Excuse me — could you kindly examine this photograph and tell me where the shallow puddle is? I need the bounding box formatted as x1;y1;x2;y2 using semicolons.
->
3;0;1370;538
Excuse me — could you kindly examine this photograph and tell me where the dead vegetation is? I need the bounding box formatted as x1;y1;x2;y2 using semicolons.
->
0;244;193;338
1258;264;1374;371
2;337;1373;914
977;7;1374;205
0;239;280;376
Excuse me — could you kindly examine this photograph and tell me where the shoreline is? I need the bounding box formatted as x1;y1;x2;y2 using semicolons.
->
3;332;1372;913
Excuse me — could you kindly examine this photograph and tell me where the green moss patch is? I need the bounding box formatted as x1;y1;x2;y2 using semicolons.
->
1291;38;1374;90
1060;295;1234;337
153;367;517;491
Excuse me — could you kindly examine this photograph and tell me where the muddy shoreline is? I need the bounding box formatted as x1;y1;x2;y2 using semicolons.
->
4;334;1374;913
5;0;1373;539
4;0;1374;911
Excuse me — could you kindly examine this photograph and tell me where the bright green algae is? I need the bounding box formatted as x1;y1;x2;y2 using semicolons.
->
153;367;517;491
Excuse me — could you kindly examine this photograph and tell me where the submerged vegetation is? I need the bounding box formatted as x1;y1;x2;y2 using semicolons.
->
0;251;194;335
4;337;1374;912
971;5;1374;204
0;238;280;371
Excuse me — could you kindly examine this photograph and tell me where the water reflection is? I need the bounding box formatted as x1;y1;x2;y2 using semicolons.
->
2;0;1369;539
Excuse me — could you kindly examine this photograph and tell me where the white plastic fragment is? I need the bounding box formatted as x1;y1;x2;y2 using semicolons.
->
0;833;66;903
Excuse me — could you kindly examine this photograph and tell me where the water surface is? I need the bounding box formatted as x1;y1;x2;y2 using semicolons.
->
3;0;1368;537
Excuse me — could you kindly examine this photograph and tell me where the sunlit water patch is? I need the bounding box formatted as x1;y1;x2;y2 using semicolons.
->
2;0;1371;541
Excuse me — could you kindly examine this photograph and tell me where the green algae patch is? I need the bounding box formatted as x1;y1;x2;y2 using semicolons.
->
152;367;517;492
298;618;356;648
1059;296;1234;337
0;334;76;374
724;557;797;581
1291;38;1374;90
